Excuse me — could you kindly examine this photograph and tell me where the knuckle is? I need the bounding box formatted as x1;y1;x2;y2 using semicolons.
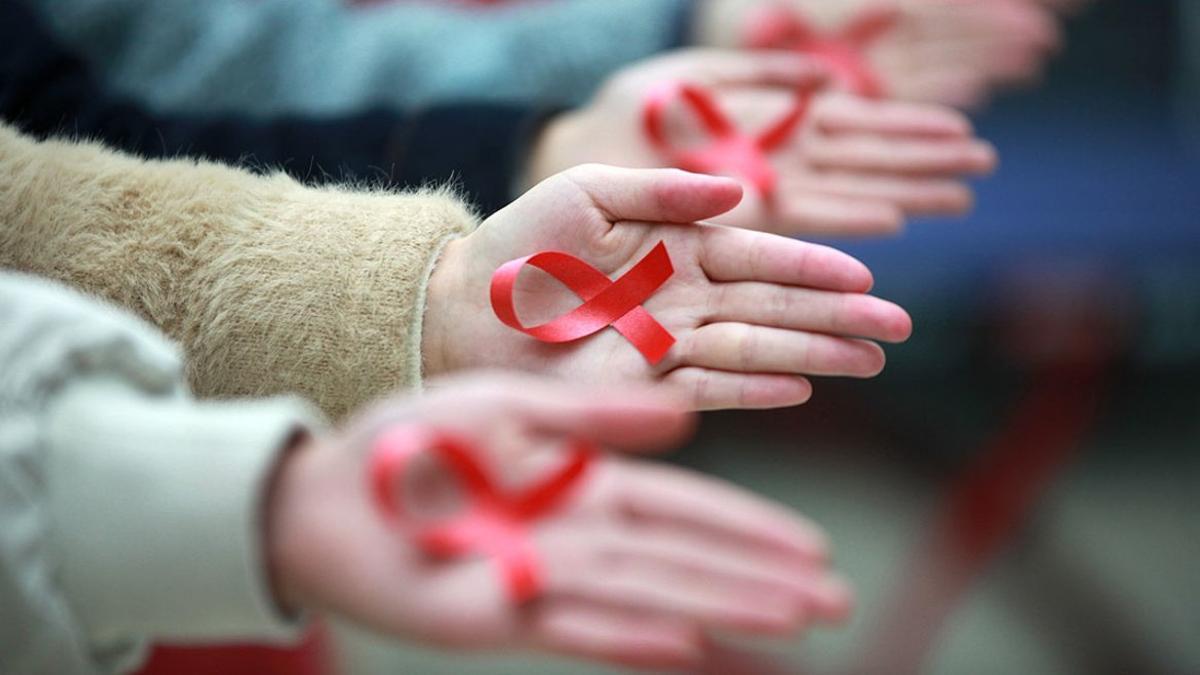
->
767;286;792;322
694;369;716;409
736;324;757;371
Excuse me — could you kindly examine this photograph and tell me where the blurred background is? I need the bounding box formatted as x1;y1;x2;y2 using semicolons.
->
685;1;1200;672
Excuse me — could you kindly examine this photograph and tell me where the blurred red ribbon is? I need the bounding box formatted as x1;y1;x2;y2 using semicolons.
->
744;6;894;99
642;81;812;198
370;425;594;603
490;241;676;364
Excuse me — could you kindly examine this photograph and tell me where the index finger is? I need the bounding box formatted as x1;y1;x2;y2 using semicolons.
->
688;50;830;89
698;224;874;292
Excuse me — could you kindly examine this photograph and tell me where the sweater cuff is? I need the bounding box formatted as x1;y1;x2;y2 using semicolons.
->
44;377;326;646
391;103;552;215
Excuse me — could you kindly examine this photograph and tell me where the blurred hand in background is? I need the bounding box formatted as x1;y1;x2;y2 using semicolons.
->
696;0;1064;108
269;373;851;671
528;50;996;237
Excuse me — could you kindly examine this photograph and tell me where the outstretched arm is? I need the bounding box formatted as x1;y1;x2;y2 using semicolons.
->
0;128;909;417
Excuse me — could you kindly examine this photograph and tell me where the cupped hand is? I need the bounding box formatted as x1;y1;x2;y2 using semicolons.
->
268;374;851;670
425;165;913;410
528;49;995;237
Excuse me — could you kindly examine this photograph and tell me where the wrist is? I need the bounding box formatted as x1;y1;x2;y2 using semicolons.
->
264;429;316;616
421;234;470;378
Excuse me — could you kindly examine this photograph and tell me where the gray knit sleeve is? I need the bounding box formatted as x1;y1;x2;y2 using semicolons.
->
0;272;324;673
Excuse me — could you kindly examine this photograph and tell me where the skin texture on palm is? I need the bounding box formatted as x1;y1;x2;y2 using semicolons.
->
268;375;850;670
528;50;996;237
423;165;913;411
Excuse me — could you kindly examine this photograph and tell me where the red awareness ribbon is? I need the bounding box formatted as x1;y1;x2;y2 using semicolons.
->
369;425;594;604
642;81;813;198
490;241;676;365
744;6;894;99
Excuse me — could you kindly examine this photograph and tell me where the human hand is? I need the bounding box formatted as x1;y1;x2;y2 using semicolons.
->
528;50;994;236
267;374;851;670
693;0;1061;109
868;0;1063;107
424;165;912;410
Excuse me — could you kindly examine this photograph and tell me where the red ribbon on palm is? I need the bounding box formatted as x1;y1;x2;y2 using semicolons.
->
490;241;677;365
370;425;595;603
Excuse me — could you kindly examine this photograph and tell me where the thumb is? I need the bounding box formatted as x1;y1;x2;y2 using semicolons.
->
844;4;903;46
528;385;697;454
557;164;743;225
690;50;830;90
442;373;696;452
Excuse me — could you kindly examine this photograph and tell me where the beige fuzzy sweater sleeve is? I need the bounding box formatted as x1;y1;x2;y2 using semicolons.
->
0;123;479;419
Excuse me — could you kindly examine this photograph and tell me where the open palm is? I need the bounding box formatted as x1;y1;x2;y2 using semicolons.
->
866;0;1062;107
423;165;912;410
530;50;994;237
272;375;849;670
714;89;996;235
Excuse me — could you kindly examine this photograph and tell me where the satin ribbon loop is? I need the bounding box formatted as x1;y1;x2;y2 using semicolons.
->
744;6;893;99
369;424;594;603
490;241;676;364
642;81;812;197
